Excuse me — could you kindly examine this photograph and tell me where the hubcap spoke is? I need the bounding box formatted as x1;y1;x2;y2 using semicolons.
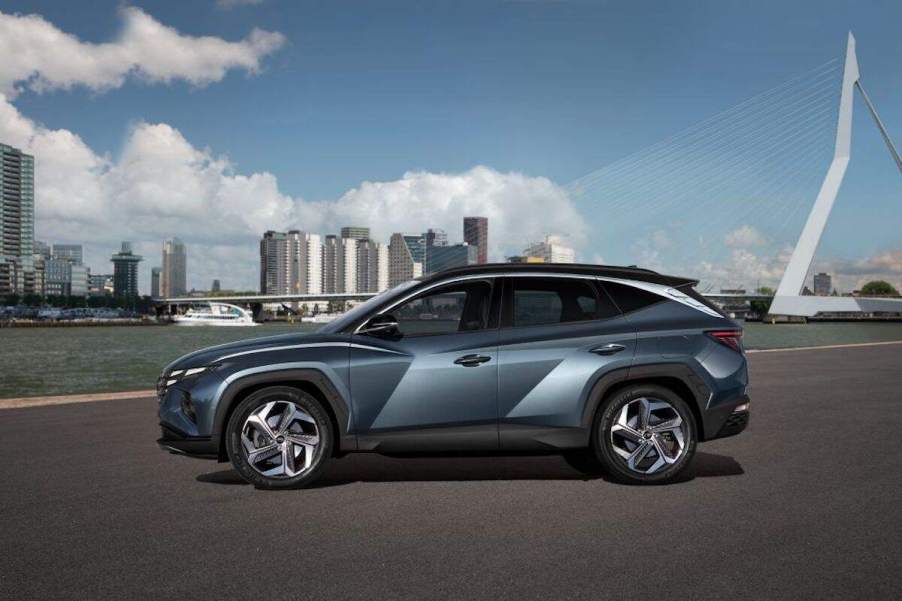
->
241;399;320;479
609;396;688;475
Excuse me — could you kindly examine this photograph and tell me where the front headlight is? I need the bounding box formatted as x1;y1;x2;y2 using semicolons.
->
157;366;210;401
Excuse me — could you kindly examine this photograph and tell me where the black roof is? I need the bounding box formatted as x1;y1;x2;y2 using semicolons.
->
423;263;698;288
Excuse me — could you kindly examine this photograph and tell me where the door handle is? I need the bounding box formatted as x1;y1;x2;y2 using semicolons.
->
590;343;626;356
454;354;492;367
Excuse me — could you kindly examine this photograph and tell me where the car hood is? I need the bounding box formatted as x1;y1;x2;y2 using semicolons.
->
164;331;347;372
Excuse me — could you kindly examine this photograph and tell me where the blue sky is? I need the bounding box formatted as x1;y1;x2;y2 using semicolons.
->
3;0;901;291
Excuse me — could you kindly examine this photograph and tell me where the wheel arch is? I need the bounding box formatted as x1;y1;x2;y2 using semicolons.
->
581;363;711;441
212;368;353;461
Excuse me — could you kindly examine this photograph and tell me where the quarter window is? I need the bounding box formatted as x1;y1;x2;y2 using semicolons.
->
508;278;619;327
601;281;666;314
391;280;493;336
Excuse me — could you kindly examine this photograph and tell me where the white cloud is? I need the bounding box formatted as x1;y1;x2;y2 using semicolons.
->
0;96;585;292
0;6;285;96
724;225;766;248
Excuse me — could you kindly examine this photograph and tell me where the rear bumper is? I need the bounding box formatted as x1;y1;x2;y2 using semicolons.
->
708;395;750;440
157;423;218;459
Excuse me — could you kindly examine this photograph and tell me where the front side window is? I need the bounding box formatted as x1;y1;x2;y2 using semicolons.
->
391;280;493;336
508;277;619;327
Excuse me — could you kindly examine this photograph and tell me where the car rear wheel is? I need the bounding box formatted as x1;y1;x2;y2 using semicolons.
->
225;386;333;489
593;384;697;484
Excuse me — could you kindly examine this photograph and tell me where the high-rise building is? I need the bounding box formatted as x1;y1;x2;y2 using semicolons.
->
425;228;448;248
161;237;187;298
356;240;389;292
69;264;88;297
813;272;832;297
463;217;488;264
111;242;142;297
389;233;425;287
151;267;162;298
0;143;36;294
524;235;576;264
340;226;370;241
289;230;323;294
259;230;323;295
211;279;221;293
33;240;51;260
324;235;358;293
426;243;477;274
52;244;83;265
88;273;114;296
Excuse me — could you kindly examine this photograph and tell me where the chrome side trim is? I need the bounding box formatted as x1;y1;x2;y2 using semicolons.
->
597;276;723;318
217;342;406;362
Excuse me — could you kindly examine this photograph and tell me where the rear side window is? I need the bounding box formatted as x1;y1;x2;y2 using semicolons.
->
508;277;619;327
601;281;666;314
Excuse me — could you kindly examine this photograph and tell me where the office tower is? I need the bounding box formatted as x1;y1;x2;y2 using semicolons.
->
425;243;478;274
51;244;83;265
88;273;113;296
813;273;832;297
111;242;142;297
211;279;221;293
260;230;288;294
524;235;576;264
356;240;389;293
463;217;488;264
425;228;448;248
0;143;36;294
33;240;51;260
161;237;187;298
340;226;370;241
389;233;425;287
151;267;162;298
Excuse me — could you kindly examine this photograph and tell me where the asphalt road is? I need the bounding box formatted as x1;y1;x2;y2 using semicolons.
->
1;345;901;600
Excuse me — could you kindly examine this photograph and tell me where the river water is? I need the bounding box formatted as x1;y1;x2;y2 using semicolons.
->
2;321;901;398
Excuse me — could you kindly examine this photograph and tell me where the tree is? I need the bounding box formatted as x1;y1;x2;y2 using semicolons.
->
860;280;899;297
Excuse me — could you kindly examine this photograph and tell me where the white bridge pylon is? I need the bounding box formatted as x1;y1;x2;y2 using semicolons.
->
769;33;902;318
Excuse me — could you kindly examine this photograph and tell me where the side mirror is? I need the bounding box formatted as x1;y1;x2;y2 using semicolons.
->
359;314;399;336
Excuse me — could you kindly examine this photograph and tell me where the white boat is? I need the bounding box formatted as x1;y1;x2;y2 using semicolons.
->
173;302;258;327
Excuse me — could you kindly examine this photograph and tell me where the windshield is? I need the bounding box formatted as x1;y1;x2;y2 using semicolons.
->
319;279;421;333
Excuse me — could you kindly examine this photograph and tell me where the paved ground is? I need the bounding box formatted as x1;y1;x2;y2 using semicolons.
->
1;345;900;600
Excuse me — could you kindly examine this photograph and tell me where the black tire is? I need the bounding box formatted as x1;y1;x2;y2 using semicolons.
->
225;386;333;489
591;384;697;485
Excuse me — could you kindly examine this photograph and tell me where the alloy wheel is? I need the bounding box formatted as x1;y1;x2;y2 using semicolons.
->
241;400;320;478
609;397;687;475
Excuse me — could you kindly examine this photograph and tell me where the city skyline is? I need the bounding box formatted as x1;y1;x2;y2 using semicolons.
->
1;3;900;294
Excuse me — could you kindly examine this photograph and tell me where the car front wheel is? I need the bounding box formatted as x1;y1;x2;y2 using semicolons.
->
593;384;697;484
225;386;333;489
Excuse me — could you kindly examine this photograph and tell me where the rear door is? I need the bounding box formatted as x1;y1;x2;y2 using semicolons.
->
497;276;636;449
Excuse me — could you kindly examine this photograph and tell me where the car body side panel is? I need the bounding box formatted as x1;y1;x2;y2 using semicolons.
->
349;330;500;452
497;316;637;450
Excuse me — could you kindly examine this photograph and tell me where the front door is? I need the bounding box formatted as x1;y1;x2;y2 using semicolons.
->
350;278;500;452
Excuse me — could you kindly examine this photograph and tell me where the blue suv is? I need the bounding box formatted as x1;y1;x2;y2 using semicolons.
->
157;264;749;487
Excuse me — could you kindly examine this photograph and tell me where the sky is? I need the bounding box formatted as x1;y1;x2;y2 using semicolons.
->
1;0;901;293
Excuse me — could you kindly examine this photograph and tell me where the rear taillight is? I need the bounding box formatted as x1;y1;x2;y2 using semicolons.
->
706;329;743;353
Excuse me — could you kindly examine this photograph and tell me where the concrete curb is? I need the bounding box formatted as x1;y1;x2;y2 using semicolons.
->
0;390;156;410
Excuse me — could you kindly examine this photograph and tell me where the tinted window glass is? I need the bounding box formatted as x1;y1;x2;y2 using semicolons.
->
601;281;666;314
510;278;618;327
392;280;492;336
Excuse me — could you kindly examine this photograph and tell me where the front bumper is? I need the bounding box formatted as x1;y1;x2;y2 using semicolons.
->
157;423;218;459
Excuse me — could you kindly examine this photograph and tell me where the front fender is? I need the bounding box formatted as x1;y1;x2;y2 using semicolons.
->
211;364;355;457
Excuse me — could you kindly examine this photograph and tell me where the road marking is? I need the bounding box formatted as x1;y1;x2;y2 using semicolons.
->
0;390;155;410
747;340;902;353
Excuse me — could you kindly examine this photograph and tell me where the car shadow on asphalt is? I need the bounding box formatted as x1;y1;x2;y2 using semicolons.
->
196;451;743;488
